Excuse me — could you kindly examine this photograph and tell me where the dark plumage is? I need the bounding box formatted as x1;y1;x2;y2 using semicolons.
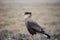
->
24;12;50;39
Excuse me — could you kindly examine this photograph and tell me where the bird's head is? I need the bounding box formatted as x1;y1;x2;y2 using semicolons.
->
24;12;32;19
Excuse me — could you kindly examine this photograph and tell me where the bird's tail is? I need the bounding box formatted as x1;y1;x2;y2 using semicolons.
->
38;29;50;39
43;33;50;39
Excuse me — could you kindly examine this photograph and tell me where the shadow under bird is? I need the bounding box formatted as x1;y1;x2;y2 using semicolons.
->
24;12;50;39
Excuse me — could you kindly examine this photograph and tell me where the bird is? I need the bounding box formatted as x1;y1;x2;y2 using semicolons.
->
24;12;50;39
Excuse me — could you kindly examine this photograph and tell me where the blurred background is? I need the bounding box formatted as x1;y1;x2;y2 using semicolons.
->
0;0;60;40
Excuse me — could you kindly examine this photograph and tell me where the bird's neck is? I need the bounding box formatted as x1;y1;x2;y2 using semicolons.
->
25;17;32;22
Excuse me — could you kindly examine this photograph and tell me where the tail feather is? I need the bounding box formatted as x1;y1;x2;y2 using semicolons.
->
38;29;50;39
44;33;50;39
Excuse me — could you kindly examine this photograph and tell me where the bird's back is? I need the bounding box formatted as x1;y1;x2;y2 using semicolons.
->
25;18;44;33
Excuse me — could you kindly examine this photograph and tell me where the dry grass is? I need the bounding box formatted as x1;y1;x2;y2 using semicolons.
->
0;4;60;40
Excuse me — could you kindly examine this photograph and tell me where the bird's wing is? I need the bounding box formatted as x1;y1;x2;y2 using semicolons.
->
28;21;44;32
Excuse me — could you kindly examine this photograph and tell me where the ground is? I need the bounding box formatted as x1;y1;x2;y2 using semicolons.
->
0;3;60;40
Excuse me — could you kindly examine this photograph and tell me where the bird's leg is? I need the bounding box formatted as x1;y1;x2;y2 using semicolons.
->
30;34;33;38
29;34;33;39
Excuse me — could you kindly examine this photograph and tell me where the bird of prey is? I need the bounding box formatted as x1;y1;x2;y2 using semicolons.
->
24;12;50;39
